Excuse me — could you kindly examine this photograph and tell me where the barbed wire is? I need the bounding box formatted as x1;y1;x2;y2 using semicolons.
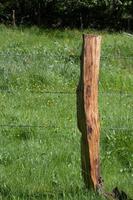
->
102;127;133;131
0;89;76;95
0;89;70;94
0;51;132;134
0;89;132;96
0;124;132;132
101;56;133;60
0;124;53;128
0;53;133;60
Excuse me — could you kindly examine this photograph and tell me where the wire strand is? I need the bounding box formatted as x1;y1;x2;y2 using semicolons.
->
0;124;132;131
0;89;133;96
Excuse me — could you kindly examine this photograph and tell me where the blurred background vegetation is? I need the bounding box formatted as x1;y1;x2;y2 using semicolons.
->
0;0;133;30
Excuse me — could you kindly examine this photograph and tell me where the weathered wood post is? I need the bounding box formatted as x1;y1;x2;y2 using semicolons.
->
77;34;102;190
12;10;16;27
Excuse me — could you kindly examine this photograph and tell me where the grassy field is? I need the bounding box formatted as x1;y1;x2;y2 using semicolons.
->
0;25;133;200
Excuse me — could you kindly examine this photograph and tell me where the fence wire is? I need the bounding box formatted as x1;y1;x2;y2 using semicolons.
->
0;89;133;97
0;124;133;132
0;52;133;58
0;40;133;199
0;51;132;131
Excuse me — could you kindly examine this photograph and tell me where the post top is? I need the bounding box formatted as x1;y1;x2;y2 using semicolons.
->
83;34;101;39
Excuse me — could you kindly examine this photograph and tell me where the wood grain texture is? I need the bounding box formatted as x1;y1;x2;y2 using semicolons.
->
83;35;101;190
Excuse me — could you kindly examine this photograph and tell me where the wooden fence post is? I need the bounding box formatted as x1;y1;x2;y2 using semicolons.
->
77;34;102;190
12;10;16;27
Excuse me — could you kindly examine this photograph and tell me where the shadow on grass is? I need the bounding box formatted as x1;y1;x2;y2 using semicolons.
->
0;184;11;198
14;127;35;140
0;185;102;200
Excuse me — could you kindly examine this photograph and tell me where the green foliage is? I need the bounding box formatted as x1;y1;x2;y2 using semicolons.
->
0;0;132;28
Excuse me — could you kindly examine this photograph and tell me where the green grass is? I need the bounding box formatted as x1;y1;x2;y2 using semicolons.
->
0;25;133;199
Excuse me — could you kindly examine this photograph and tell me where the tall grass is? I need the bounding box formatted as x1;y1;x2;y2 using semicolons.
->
0;25;133;199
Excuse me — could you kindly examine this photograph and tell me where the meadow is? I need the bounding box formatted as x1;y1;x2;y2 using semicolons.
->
0;25;133;200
